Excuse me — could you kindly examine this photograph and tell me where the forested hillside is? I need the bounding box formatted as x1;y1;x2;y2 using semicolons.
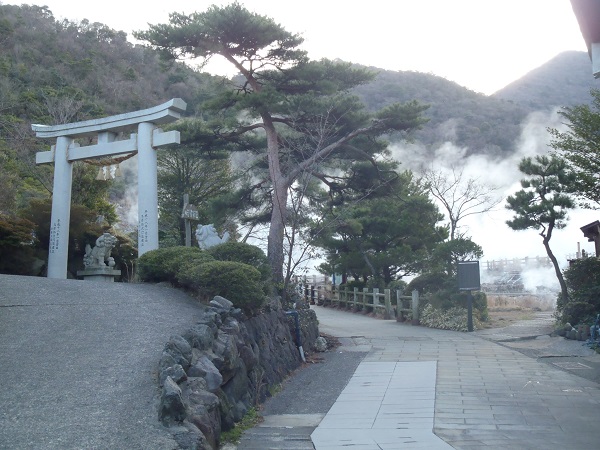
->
353;68;530;157
352;51;598;157
0;4;225;220
493;51;598;110
0;4;220;123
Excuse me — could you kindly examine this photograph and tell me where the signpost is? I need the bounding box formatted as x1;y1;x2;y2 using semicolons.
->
181;194;199;247
457;261;481;332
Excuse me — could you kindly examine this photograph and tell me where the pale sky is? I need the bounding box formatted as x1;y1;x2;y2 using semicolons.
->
20;0;588;95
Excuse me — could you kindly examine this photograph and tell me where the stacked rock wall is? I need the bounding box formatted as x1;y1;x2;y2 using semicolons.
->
158;296;318;449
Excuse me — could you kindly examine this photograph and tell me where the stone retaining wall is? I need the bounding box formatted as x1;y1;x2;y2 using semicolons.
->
157;295;319;449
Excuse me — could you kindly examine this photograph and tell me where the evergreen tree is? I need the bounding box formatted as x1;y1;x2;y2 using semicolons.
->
505;155;576;304
157;144;234;246
314;170;445;285
549;88;600;208
135;2;428;284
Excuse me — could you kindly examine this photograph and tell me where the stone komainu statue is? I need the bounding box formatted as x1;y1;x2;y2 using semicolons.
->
83;233;118;268
195;224;229;250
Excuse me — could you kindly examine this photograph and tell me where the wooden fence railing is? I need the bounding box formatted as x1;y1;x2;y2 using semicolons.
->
294;277;420;324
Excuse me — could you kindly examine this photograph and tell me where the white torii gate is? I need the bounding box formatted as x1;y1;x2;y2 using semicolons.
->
33;98;187;279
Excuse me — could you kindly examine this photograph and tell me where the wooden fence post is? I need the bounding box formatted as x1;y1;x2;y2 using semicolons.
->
373;288;379;310
384;289;392;319
411;289;420;325
353;287;358;310
330;282;335;306
363;287;369;311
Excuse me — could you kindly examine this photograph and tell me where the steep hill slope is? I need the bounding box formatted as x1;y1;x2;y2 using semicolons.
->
493;51;598;110
354;68;530;156
0;3;221;124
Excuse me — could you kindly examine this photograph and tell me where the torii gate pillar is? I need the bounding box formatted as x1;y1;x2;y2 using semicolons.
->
47;136;74;278
137;122;160;253
33;99;187;279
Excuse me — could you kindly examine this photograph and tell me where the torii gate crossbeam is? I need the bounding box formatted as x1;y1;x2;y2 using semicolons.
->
33;98;187;279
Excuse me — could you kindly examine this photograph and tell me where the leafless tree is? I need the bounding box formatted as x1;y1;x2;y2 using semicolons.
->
423;167;501;240
40;93;85;125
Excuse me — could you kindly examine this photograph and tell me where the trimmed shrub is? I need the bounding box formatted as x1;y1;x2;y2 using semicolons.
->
428;290;488;322
174;251;215;276
559;258;600;325
341;279;366;291
207;242;270;281
137;246;214;283
407;271;449;295
177;260;265;313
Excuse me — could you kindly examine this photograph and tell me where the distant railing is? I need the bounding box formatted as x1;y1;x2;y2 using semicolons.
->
484;257;551;271
294;276;420;324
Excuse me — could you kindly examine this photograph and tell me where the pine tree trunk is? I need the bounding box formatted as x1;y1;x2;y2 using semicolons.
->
542;234;568;305
264;121;287;285
268;187;287;286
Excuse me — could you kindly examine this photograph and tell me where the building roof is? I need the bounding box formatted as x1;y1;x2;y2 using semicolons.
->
571;0;600;77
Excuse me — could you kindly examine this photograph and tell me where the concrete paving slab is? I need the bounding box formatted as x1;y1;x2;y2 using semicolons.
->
310;361;453;449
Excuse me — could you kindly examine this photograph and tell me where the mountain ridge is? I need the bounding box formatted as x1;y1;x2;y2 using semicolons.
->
492;50;598;109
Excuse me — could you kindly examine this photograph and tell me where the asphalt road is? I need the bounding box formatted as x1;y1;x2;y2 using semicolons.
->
0;274;205;450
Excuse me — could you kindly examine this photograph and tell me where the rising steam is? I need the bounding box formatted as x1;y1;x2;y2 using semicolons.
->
392;108;597;293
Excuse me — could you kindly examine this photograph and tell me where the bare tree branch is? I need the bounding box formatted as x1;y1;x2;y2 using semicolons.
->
423;166;501;240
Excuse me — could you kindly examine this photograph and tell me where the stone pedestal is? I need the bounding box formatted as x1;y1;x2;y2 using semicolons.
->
77;268;122;282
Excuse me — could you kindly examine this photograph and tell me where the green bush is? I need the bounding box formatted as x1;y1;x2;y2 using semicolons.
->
387;279;408;293
420;304;482;331
0;214;38;275
428;290;488;322
561;301;597;325
137;246;214;283
340;279;366;291
177;260;266;313
109;233;138;282
207;242;271;281
408;271;488;322
175;251;215;276
407;271;450;295
559;258;600;325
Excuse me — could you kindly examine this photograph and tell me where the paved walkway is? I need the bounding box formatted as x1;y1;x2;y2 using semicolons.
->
0;274;205;450
240;305;600;449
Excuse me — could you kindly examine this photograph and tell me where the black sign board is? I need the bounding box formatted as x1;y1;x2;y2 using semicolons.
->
457;261;480;291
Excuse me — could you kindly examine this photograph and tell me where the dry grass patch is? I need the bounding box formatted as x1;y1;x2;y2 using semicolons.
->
482;294;555;329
